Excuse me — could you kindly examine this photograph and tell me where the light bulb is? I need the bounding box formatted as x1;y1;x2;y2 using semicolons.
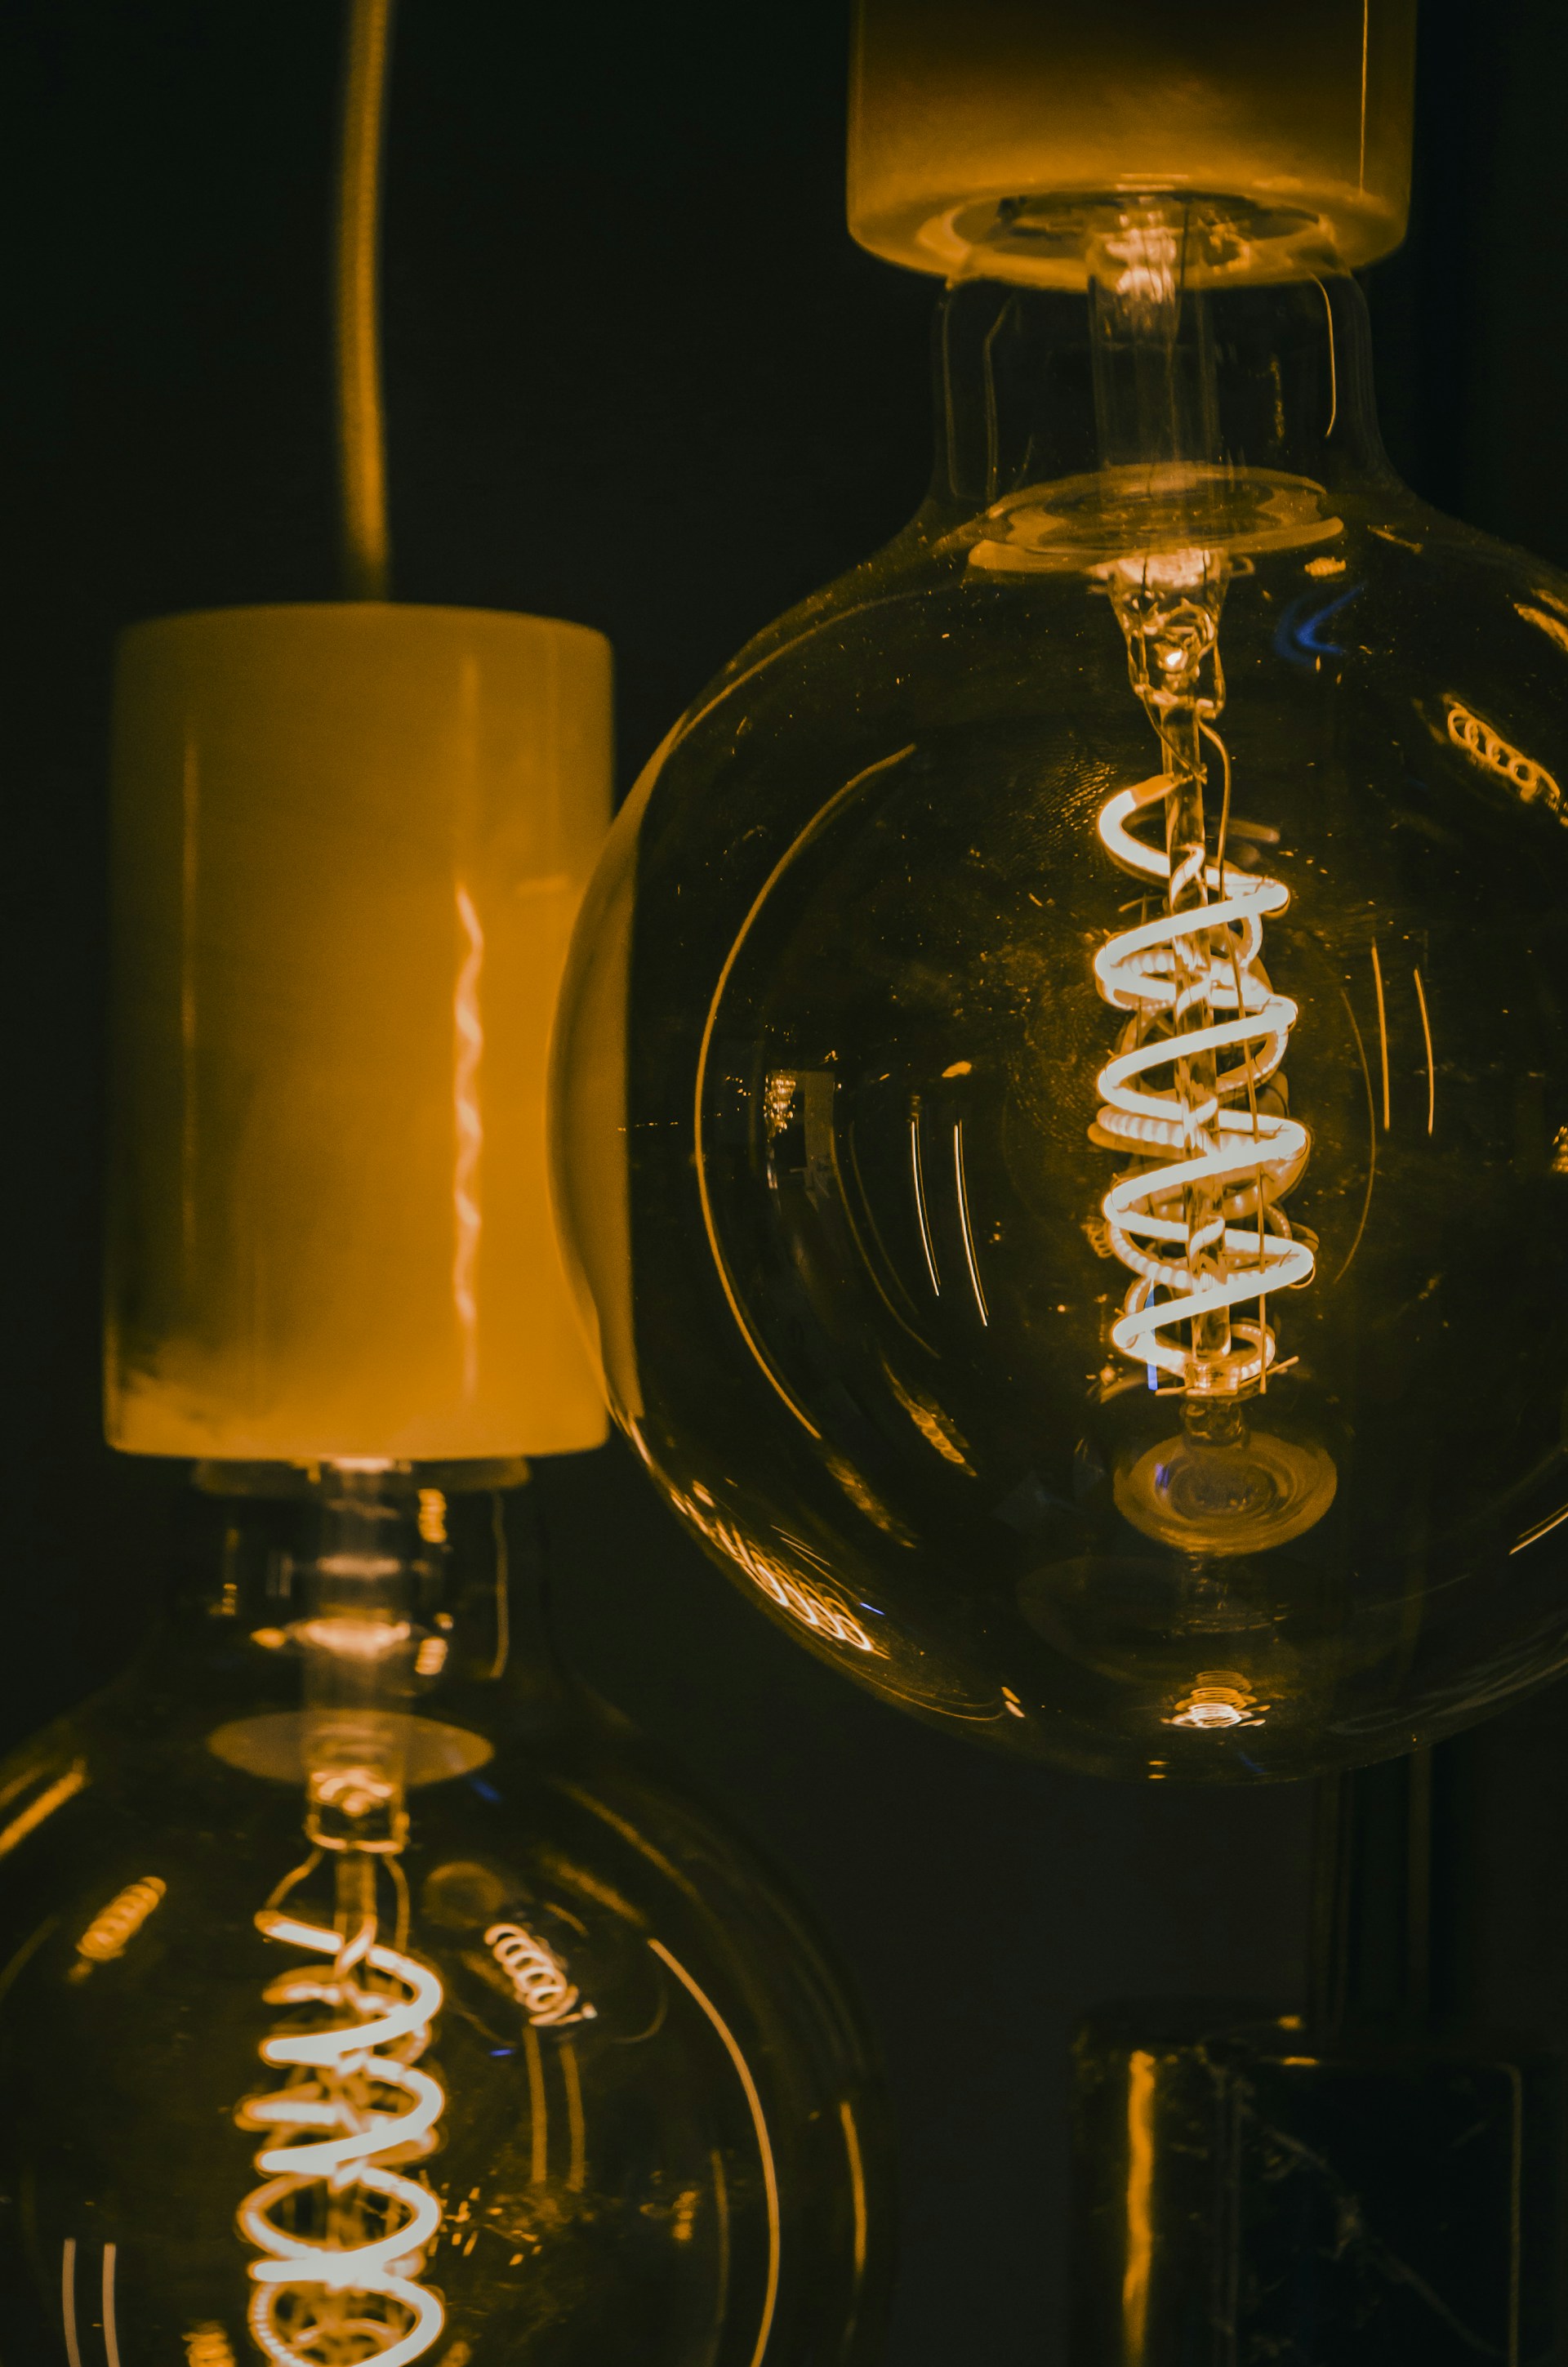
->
0;1464;886;2360
554;185;1568;1779
846;0;1418;286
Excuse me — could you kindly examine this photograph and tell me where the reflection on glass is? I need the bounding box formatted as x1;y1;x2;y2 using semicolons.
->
555;228;1568;1781
0;1465;887;2362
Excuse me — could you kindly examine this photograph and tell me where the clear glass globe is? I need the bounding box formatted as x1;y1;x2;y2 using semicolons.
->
0;1465;885;2361
554;258;1568;1781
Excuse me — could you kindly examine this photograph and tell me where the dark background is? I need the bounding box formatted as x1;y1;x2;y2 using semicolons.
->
4;4;1568;2359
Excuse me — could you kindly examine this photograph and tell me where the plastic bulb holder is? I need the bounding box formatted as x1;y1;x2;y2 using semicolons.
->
107;604;610;1464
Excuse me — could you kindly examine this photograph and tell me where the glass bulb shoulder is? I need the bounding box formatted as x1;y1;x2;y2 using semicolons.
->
555;274;1568;1785
0;1474;886;2365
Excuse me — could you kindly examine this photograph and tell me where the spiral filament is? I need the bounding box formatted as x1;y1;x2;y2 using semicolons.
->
72;1874;166;1972
1092;765;1314;1384
236;1895;447;2367
1167;1669;1263;1729
484;1922;595;2026
185;2327;238;2367
1094;552;1314;1393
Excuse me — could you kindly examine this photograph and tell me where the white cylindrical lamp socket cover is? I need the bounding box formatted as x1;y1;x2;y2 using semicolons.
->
849;0;1419;286
107;602;612;1464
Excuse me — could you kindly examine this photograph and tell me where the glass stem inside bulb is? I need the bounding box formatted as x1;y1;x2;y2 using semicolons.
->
237;1460;449;2366
1110;555;1236;1402
301;1463;416;1851
322;1857;387;2338
1083;198;1316;1422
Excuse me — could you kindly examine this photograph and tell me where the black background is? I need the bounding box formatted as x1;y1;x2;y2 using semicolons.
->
5;5;1568;2359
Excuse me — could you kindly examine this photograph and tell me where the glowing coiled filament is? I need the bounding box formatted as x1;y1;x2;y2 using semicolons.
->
185;2327;238;2367
1092;767;1314;1384
73;1874;166;1971
1095;554;1314;1393
484;1921;595;2026
236;1905;447;2367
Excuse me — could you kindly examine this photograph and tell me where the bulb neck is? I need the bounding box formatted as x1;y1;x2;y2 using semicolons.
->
928;264;1393;528
167;1458;576;1743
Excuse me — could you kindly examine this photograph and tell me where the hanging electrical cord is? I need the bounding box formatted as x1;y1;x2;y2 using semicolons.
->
334;0;396;598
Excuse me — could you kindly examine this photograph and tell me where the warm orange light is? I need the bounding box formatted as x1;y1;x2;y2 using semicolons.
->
1121;2050;1155;2364
106;604;612;1463
74;1877;166;1971
237;1908;446;2367
1092;557;1313;1393
1169;1672;1263;1730
483;1921;595;2026
648;1938;781;2367
0;1763;87;1864
849;0;1417;287
184;2328;238;2367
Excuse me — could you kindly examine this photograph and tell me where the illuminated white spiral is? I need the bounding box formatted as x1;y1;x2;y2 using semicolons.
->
1093;769;1314;1385
236;1909;447;2367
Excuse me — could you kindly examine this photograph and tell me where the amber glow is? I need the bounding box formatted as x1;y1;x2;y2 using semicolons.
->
648;1938;781;2367
1095;558;1313;1396
1446;699;1564;821
1169;1671;1263;1730
1094;759;1313;1388
693;744;917;1446
452;885;484;1401
1121;2051;1155;2364
184;2328;238;2367
334;0;393;599
74;1877;166;1971
839;2101;868;2280
237;1907;446;2367
0;1763;87;1864
107;604;611;1461
849;0;1416;286
483;1921;595;2026
60;2237;124;2367
666;1482;884;1658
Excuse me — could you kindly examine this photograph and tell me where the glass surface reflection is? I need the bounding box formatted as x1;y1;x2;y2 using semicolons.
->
0;1466;886;2364
555;263;1568;1781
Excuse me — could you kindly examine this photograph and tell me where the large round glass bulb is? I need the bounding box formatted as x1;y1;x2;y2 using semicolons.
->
0;1464;885;2361
555;255;1568;1781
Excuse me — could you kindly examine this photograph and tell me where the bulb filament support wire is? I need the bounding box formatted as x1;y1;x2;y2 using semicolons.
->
1091;762;1314;1389
236;1906;446;2367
